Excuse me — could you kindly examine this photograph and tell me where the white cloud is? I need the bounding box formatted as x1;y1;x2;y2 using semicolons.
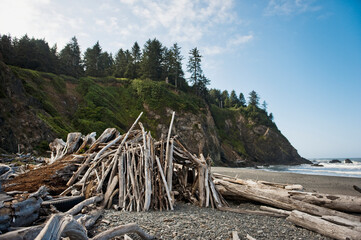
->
264;0;321;16
229;34;253;46
0;0;249;56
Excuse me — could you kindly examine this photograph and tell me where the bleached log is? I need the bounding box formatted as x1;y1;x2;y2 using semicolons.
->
321;215;361;229
0;225;43;240
89;128;118;151
165;111;175;191
218;206;286;217
285;184;303;191
91;223;155;240
34;214;87;240
198;165;206;207
49;138;66;163
260;206;291;216
289;191;361;213
118;153;125;209
62;132;83;156
140;123;151;211
155;156;174;210
287;210;361;240
66;195;103;216
209;177;223;208
76;209;104;229
102;176;118;208
214;178;360;222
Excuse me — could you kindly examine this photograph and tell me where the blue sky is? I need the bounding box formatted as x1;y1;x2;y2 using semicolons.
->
1;0;360;158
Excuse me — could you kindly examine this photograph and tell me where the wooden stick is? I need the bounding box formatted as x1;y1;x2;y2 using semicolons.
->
260;206;291;216
66;195;103;216
140;123;151;211
91;223;155;240
155;156;174;210
67;153;95;186
102;176;119;208
165;111;175;191
218;206;287;217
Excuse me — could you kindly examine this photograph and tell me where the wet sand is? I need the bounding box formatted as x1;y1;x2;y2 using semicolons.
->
212;167;361;196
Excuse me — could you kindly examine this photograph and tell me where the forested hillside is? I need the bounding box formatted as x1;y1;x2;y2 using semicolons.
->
0;34;309;166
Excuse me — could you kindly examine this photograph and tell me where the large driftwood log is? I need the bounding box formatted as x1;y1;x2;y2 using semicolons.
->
287;210;361;240
0;225;43;240
66;195;103;216
214;178;360;222
34;214;88;240
289;191;361;213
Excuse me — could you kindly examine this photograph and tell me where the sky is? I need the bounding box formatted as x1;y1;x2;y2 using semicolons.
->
0;0;360;158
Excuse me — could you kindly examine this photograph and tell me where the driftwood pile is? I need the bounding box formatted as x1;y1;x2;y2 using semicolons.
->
214;173;361;240
55;112;226;211
0;111;227;239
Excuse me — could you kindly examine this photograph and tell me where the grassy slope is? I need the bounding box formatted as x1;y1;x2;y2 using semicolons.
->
9;66;203;143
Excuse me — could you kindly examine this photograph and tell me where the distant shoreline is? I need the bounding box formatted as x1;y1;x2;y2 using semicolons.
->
212;167;361;196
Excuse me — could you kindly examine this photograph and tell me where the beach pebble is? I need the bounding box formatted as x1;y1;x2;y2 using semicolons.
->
89;202;331;239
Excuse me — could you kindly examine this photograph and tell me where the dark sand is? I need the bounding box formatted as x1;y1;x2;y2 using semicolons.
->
212;167;361;196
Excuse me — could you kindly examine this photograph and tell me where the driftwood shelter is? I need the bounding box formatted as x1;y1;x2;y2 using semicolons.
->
1;111;361;240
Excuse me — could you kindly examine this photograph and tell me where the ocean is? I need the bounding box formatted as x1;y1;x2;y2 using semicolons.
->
257;158;361;178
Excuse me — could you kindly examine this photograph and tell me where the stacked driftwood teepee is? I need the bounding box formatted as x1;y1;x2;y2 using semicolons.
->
51;112;226;211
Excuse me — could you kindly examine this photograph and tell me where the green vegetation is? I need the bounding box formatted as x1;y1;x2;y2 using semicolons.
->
0;32;280;159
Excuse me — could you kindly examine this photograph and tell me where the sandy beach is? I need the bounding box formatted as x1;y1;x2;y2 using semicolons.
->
212;167;361;196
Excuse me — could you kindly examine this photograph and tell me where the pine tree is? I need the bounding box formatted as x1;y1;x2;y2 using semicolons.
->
239;93;246;107
230;90;241;107
187;47;202;88
84;41;112;77
248;90;260;107
140;38;164;81
131;42;141;78
59;36;83;77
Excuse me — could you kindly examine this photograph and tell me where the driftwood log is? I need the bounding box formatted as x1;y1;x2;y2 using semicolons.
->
287;210;361;240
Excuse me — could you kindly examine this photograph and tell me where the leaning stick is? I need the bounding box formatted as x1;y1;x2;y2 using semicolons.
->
155;156;174;210
165;111;175;191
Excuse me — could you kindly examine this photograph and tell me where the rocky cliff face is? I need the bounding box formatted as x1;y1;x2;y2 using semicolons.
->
0;62;310;166
0;62;56;154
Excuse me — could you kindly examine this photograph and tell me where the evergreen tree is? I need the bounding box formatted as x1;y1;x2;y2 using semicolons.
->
209;89;222;107
140;38;164;80
262;100;268;111
131;42;141;78
230;90;241;107
187;47;202;89
84;41;112;77
0;34;14;64
239;93;246;107
269;113;274;121
169;43;184;88
84;41;102;77
59;36;83;77
248;90;260;107
221;90;230;108
114;49;126;77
